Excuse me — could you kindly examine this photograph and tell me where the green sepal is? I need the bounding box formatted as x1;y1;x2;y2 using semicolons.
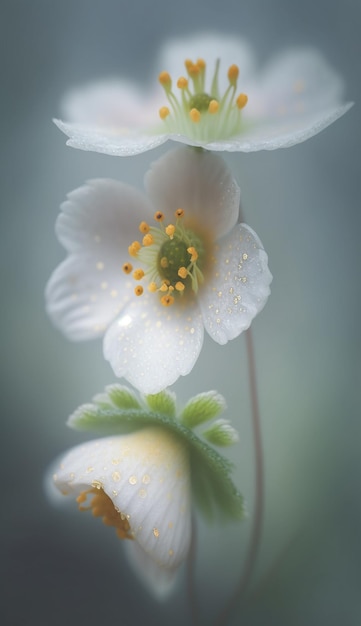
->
144;389;176;418
202;419;239;447
68;385;244;522
180;391;226;428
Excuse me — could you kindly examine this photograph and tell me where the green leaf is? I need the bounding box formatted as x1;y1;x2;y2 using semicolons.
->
202;419;239;447
105;384;142;410
180;391;226;428
144;389;176;418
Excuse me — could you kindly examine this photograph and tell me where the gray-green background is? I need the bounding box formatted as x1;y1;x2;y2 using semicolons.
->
1;1;360;624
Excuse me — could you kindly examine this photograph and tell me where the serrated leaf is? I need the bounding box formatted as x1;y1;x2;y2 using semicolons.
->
105;384;142;410
180;391;226;428
144;389;176;418
202;419;239;447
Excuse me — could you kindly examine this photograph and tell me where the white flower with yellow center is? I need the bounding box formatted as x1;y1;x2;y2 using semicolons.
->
50;385;244;595
46;147;272;394
54;33;353;156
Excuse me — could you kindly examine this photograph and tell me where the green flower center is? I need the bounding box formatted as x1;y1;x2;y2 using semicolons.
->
123;209;207;307
157;58;248;142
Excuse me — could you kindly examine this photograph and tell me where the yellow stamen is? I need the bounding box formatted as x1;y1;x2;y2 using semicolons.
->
189;108;201;123
77;489;133;540
228;64;239;85
133;268;145;280
196;58;206;70
208;99;219;114
128;241;141;257
160;256;169;268
148;282;158;292
188;63;200;77
187;246;198;262
138;221;150;234
159;282;169;292
142;233;154;246
184;59;193;71
178;266;188;279
159;71;171;87
122;262;133;274
159;106;170;120
236;93;248;109
175;281;185;292
161;295;175;306
134;286;143;296
165;224;175;238
154;211;164;222
177;77;188;89
175;208;184;218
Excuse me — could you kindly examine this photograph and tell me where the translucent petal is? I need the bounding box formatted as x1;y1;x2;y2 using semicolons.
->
61;79;159;126
103;294;204;394
199;223;272;344
123;541;179;599
189;102;353;152
54;119;168;156
46;180;153;340
145;146;240;238
53;428;191;569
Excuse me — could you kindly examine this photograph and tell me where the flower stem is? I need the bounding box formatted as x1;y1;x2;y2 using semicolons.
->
213;327;264;625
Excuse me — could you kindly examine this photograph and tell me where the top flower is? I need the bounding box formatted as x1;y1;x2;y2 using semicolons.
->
54;33;352;157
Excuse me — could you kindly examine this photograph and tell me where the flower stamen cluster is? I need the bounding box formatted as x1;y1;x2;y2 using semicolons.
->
123;208;207;306
158;58;248;142
77;487;134;540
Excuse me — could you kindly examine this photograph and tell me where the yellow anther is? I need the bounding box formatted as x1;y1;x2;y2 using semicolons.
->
188;63;200;76
189;108;201;123
175;208;184;218
177;77;188;89
128;241;141;257
154;211;164;222
165;224;176;239
168;285;174;292
159;106;170;120
159;71;171;86
138;221;150;234
178;266;188;279
236;93;248;109
184;59;193;71
160;256;169;268
175;281;185;292
196;58;206;70
228;64;239;85
148;282;158;293
208;99;219;114
187;246;198;262
161;295;175;307
134;286;143;297
159;282;169;292
133;268;145;280
142;233;154;246
122;262;133;274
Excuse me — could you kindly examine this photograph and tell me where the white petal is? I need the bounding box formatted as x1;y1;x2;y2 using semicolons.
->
53;428;192;569
189;103;353;152
61;79;158;126
157;32;256;92
103;294;204;394
46;180;153;340
199;223;272;344
54;119;168;156
145;146;240;238
123;541;179;599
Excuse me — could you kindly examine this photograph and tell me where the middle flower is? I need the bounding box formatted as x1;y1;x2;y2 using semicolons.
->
46;147;272;393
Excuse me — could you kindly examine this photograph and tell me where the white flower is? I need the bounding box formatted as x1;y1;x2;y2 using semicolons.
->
52;427;191;584
46;147;272;393
54;32;353;156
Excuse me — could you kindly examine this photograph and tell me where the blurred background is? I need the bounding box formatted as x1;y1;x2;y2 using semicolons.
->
1;1;360;624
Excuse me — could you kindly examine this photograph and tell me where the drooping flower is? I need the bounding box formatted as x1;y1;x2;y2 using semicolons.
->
46;147;272;394
54;32;353;156
50;385;243;595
